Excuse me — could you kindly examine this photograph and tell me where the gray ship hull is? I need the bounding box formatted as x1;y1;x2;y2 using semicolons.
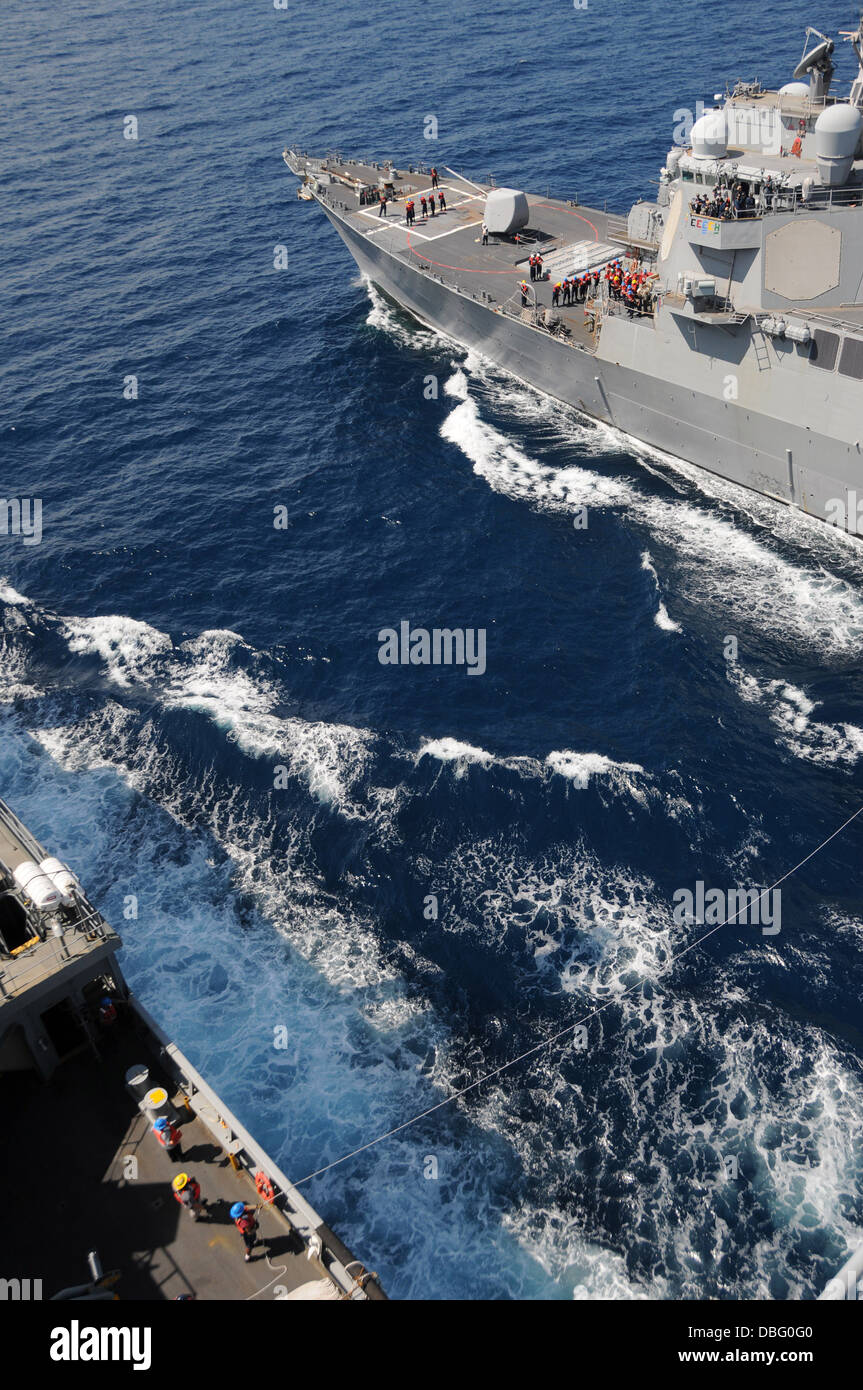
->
322;200;861;528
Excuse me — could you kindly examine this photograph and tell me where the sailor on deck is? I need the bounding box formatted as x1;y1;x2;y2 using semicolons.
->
231;1202;261;1263
172;1172;206;1220
153;1115;183;1162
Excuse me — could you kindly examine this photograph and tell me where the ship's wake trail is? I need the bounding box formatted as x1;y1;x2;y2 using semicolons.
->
434;353;863;662
1;582;862;1299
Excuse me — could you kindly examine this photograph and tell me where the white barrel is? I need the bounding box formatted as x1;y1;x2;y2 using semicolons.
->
40;856;79;904
13;860;63;913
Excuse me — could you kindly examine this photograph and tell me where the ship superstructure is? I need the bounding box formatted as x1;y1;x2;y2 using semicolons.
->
287;18;863;534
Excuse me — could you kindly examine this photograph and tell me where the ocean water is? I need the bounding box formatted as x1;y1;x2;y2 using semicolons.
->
2;0;863;1299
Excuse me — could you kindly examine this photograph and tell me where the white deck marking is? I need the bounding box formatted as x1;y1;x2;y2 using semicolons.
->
407;219;484;243
354;184;479;227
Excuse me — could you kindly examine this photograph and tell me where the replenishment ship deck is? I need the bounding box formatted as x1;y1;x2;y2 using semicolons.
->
0;799;383;1302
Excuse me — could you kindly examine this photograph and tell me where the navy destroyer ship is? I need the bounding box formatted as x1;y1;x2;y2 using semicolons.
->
0;798;384;1301
287;18;863;535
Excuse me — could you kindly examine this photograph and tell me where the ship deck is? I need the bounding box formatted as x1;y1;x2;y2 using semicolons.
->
0;1016;321;1301
294;155;646;349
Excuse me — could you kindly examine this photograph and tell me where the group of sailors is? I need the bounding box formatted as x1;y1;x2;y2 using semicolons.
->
689;180;759;220
540;260;654;317
528;253;544;280
613;265;655;316
551;271;598;306
403;189;447;224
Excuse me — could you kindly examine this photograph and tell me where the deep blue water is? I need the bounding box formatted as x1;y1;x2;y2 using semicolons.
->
2;0;863;1299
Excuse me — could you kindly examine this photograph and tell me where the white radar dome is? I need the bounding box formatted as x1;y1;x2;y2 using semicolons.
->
815;104;863;186
779;81;811;98
690;111;728;159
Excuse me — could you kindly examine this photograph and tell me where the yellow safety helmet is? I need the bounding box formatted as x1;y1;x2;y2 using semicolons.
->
173;1172;189;1192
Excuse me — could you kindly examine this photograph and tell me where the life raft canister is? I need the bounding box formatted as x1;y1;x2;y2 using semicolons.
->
255;1170;276;1203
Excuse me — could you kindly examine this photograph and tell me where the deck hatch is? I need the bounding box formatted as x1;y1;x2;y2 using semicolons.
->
810;328;839;370
838;335;863;379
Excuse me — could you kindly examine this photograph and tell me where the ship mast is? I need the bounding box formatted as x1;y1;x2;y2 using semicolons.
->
840;15;863;106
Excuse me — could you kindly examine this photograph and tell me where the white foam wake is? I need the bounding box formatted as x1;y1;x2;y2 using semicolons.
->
545;749;645;789
438;360;863;660
728;663;863;768
441;366;632;511
363;278;453;352
417;736;652;803
641;550;682;633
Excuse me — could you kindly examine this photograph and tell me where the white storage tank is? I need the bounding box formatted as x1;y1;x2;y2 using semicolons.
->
13;860;63;913
40;856;80;905
690;110;728;160
785;322;812;344
815;104;863;185
483;188;529;235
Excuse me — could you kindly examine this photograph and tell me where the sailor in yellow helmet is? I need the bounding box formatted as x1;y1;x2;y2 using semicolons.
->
172;1171;206;1221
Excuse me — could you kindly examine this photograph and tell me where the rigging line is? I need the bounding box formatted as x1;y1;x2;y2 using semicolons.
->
292;803;863;1186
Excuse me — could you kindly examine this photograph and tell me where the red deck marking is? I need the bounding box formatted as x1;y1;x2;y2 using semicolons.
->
534;203;601;242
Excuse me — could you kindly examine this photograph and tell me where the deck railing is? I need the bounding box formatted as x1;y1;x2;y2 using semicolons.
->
130;997;385;1301
0;907;114;1001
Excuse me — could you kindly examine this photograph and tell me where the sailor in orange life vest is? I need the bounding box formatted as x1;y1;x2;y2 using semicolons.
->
153;1114;184;1162
231;1201;260;1262
520;281;530;306
172;1172;206;1220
